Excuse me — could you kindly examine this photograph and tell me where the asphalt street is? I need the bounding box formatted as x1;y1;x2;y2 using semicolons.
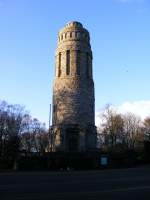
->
0;166;150;200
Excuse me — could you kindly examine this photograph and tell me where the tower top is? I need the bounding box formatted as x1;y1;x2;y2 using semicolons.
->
65;21;83;28
59;21;88;34
58;21;90;45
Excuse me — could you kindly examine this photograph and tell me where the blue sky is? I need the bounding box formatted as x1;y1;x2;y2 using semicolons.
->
0;0;150;126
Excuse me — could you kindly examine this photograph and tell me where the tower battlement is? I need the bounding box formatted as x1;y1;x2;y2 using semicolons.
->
58;21;90;44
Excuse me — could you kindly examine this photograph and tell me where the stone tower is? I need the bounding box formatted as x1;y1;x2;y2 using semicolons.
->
52;21;97;152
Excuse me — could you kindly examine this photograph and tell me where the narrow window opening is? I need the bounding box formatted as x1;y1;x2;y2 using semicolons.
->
76;50;80;76
58;53;61;77
70;32;72;38
65;33;67;39
66;50;70;75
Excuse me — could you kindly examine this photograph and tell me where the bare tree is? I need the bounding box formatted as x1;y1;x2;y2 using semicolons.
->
143;117;150;141
31;118;48;154
123;113;141;149
20;116;48;154
101;105;124;148
0;101;26;158
20;114;34;153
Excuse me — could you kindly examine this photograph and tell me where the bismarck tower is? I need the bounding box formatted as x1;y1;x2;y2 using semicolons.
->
52;21;97;152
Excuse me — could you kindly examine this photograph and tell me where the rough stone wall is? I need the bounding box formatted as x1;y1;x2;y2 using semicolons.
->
52;22;96;152
53;78;94;126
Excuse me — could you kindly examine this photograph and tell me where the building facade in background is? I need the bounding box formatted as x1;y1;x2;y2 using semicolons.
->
52;21;96;152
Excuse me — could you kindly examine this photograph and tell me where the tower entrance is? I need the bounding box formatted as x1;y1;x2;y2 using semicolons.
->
66;128;79;152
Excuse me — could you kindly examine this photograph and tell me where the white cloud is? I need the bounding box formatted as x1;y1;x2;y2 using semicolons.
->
95;100;150;126
117;101;150;119
95;111;102;127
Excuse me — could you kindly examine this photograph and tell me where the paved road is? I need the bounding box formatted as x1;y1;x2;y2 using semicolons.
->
0;166;150;200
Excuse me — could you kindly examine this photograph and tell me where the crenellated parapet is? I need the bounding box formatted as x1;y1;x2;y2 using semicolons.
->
58;21;90;44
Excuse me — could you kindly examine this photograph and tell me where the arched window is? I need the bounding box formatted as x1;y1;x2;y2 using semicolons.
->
66;50;70;75
70;32;72;38
76;50;80;75
58;53;61;77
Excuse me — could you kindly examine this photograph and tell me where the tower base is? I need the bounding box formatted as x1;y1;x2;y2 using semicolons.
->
52;124;97;152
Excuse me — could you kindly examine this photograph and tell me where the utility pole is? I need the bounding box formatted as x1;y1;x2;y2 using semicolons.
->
49;104;52;152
